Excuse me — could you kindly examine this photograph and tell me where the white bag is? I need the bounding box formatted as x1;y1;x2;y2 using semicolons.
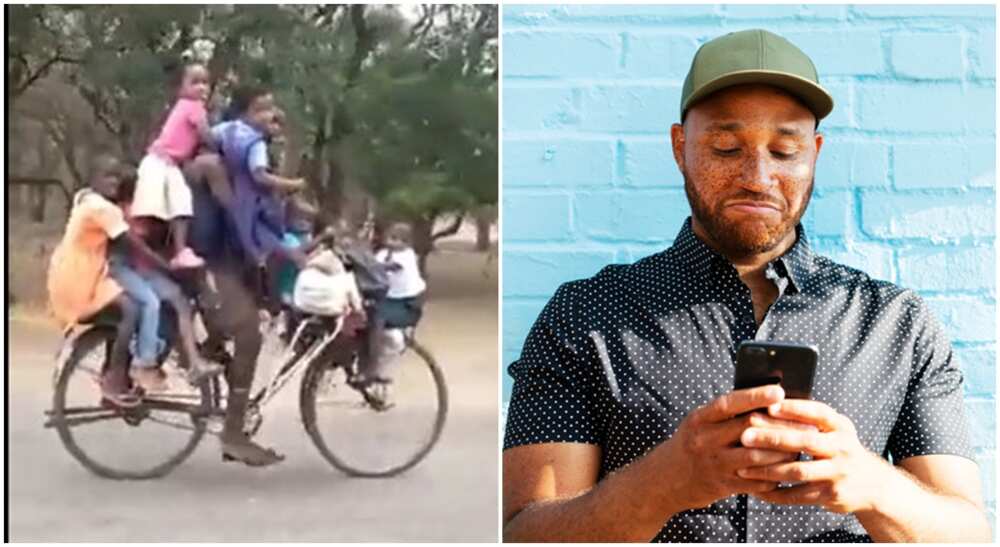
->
292;250;362;316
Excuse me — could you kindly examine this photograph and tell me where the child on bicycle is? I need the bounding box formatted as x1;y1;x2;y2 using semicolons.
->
48;155;221;399
132;62;216;270
115;163;224;391
352;222;427;408
211;85;309;271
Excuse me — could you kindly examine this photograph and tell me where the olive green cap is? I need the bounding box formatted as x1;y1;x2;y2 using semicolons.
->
681;29;834;122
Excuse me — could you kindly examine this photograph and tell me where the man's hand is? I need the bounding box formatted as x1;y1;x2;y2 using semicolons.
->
650;385;813;512
737;399;889;514
283;177;306;192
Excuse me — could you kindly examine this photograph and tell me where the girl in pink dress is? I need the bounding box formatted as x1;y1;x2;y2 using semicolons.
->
131;62;214;269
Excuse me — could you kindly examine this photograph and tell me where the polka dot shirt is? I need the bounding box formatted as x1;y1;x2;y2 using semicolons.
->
503;218;974;542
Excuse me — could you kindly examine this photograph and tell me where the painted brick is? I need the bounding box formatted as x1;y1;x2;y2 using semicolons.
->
558;5;722;20
816;140;890;188
784;30;884;76
965;399;997;449
502;5;560;26
853;5;996;18
812;241;895;282
575;190;688;243
898;246;996;292
622;140;681;187
795;4;848;20
502;193;572;241
503;300;547;353
971;29;996;79
504;31;619;78
803;190;852;238
623;34;699;79
925;298;996;344
860;191;995;240
969;142;997;188
894;143;992;189
890;33;964;79
504;86;578;131
504;248;617;298
503;140;614;188
956;348;997;397
821;82;852;129
978;453;996;507
721;4;801;19
579;84;679;133
856;83;995;133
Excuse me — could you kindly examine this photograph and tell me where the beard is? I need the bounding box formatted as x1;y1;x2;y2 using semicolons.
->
683;171;813;259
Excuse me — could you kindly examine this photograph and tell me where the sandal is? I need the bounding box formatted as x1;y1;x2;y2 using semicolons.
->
100;377;142;408
186;360;225;386
221;435;285;467
130;367;169;393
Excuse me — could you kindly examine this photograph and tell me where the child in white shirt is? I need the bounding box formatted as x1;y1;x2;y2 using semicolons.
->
375;222;427;324
351;222;427;409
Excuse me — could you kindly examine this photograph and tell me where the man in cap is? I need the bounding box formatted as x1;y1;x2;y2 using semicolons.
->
502;29;989;542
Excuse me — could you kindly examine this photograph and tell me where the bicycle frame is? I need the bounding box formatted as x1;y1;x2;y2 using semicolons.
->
247;314;346;414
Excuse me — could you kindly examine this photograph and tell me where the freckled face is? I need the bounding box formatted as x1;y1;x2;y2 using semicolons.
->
671;84;823;259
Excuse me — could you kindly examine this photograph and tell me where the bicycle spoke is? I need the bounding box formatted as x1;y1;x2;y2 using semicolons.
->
45;405;107;416
44;410;122;428
144;414;199;433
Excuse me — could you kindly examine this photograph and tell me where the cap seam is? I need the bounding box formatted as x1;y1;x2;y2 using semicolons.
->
759;29;765;69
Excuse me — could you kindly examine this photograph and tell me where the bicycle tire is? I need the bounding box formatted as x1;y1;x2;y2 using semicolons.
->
299;339;448;478
52;327;208;480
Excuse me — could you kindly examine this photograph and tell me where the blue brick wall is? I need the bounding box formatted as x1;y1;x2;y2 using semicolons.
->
501;3;996;520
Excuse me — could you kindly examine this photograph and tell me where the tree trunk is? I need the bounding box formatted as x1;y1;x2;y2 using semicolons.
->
474;205;495;252
30;184;47;223
411;216;434;279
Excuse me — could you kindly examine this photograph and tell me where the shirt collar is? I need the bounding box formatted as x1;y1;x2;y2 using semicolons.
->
669;217;816;293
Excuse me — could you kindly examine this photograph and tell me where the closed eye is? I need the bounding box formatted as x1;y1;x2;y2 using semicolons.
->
771;150;797;160
713;147;740;157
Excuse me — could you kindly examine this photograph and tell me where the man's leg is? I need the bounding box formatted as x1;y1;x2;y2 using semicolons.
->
144;270;223;384
184;153;233;209
210;262;284;466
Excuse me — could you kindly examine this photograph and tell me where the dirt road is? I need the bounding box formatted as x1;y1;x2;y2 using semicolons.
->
6;249;499;542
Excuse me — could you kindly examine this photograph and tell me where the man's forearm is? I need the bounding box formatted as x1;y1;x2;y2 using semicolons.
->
856;464;991;542
504;449;681;542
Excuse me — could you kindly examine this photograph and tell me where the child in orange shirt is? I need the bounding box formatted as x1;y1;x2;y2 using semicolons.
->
49;155;221;399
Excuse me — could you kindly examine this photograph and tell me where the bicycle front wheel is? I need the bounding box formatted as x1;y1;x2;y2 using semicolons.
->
50;327;209;480
300;339;448;477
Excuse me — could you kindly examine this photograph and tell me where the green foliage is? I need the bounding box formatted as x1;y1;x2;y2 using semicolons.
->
9;4;498;226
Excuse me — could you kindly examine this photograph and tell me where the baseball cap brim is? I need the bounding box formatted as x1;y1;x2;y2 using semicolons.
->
682;69;834;122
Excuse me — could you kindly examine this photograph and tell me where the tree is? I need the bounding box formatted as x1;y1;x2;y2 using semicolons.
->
8;4;498;270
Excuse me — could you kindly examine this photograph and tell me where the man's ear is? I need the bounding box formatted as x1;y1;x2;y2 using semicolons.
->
814;131;824;156
670;123;686;173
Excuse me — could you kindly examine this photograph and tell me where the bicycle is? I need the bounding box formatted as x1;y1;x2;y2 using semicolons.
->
44;271;448;480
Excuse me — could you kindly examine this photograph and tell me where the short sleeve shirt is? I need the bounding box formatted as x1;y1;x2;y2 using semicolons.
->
211;120;268;173
149;98;207;162
47;190;130;328
376;248;427;298
503;218;974;543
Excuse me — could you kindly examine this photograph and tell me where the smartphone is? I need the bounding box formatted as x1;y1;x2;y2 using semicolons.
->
734;341;817;399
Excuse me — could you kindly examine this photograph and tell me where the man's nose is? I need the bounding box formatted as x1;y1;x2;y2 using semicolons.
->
740;150;779;191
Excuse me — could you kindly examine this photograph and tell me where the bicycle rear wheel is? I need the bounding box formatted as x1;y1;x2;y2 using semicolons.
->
50;327;209;480
300;338;448;477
